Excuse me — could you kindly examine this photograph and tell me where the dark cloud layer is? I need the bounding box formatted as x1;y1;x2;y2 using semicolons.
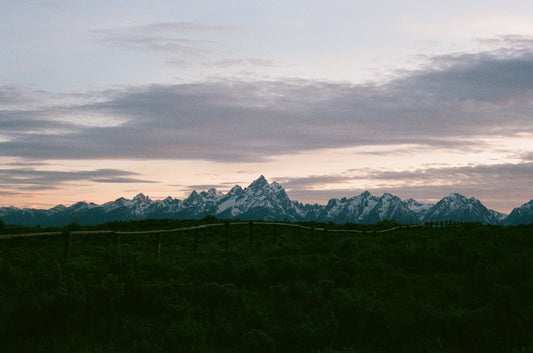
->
281;162;533;190
0;168;154;191
280;161;533;212
2;45;533;163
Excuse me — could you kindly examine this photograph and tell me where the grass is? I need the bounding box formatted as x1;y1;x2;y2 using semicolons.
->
1;220;533;352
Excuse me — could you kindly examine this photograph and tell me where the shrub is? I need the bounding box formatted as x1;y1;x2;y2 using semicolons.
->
239;329;276;353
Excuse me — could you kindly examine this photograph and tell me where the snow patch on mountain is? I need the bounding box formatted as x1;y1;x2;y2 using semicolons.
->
0;176;527;227
423;193;499;224
504;199;533;225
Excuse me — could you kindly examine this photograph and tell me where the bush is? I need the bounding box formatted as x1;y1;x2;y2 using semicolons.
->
1;221;533;352
239;329;276;353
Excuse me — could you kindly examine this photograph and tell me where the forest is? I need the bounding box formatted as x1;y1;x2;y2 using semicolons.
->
1;218;533;353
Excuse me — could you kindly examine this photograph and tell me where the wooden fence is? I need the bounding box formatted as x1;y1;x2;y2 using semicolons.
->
424;220;464;228
0;220;461;260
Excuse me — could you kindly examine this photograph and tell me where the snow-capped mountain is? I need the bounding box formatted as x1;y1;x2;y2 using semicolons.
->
0;176;526;227
404;198;432;220
504;200;533;226
422;193;500;224
178;188;224;219
313;192;421;225
214;176;304;221
489;209;508;223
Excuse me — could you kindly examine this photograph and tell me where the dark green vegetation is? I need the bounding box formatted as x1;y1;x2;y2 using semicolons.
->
1;219;533;353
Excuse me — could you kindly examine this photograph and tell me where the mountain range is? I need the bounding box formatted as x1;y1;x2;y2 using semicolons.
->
1;175;532;227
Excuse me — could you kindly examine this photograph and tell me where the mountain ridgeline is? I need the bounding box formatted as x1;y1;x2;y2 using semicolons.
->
1;176;531;227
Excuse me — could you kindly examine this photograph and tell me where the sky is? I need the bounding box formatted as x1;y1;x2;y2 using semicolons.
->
2;0;533;213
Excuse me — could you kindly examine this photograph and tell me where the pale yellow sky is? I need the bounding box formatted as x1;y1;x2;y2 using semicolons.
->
2;133;532;213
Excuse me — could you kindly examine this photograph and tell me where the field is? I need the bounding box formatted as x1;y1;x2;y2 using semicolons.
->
1;220;533;353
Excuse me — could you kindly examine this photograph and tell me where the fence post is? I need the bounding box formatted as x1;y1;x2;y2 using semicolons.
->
113;230;121;263
194;229;199;252
249;221;254;245
225;222;230;252
114;230;121;249
155;232;161;259
63;230;72;260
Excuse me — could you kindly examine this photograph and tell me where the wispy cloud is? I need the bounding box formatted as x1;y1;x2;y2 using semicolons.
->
0;168;155;191
129;22;239;34
96;21;236;57
208;58;277;68
478;34;533;50
101;36;215;55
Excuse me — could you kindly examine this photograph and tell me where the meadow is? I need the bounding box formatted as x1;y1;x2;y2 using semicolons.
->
1;219;533;353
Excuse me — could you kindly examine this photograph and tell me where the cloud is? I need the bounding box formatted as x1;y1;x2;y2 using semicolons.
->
2;44;533;162
521;152;533;162
131;22;239;34
96;21;236;57
478;34;533;50
280;162;533;212
283;162;533;189
0;167;155;191
276;174;354;190
208;58;277;68
101;36;215;55
406;51;533;102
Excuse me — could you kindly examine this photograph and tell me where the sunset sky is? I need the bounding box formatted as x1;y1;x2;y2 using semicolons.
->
2;0;533;213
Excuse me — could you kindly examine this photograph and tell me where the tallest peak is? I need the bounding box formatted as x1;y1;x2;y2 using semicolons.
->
248;175;269;189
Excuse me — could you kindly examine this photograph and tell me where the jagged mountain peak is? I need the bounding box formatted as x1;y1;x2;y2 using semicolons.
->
350;191;379;203
200;188;223;198
504;199;533;226
51;204;67;212
270;181;282;189
442;192;480;203
447;192;464;197
423;193;496;224
442;192;466;201
133;193;150;202
228;185;243;195
404;198;432;217
70;201;90;210
437;193;476;207
318;191;419;224
380;193;403;204
248;175;269;189
1;176;527;227
405;197;424;204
